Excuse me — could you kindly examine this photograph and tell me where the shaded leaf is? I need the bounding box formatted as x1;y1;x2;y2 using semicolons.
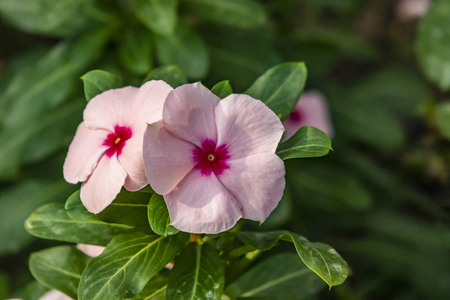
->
167;242;224;300
226;253;325;299
81;70;122;101
29;246;90;298
143;65;188;88
245;62;307;121
435;102;450;140
277;126;332;160
25;203;131;246
232;231;348;288
133;0;178;36
148;194;179;236
211;80;232;99
78;232;189;299
119;27;153;75
130;270;169;300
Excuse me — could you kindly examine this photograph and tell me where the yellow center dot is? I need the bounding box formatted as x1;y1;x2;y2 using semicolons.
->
208;154;215;161
115;137;121;144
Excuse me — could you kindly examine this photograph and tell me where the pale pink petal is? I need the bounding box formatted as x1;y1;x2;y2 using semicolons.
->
283;91;334;140
219;153;285;222
84;86;139;131
77;244;105;257
397;0;430;21
63;122;109;184
80;155;127;214
118;127;147;191
165;170;242;234
39;290;72;300
143;121;196;195
215;94;284;160
130;80;173;125
163;82;219;147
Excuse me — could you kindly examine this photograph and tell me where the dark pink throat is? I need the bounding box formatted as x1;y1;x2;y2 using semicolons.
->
103;125;133;157
288;109;303;122
193;139;230;176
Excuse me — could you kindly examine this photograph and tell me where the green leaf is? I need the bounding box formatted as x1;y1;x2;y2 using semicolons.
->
180;0;267;29
155;22;209;79
78;232;189;299
435;102;450;140
211;80;232;99
25;203;131;246
417;0;450;91
29;246;90;298
65;189;151;229
130;270;169;300
81;70;122;101
167;242;224;300
133;0;178;36
276;126;332;160
245;62;307;121
0;0;92;37
232;231;348;288
143;65;188;88
226;253;325;299
17;281;49;300
0;180;75;255
148;194;179;236
119;27;153;75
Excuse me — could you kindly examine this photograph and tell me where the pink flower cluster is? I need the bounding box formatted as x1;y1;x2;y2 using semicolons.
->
64;81;288;233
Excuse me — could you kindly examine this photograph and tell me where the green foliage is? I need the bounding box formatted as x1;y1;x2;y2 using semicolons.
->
167;242;224;300
131;271;169;299
211;80;233;99
143;65;188;88
81;70;122;101
148;194;179;236
29;246;90;298
78;232;189;299
277;126;332;160
435;102;450;139
226;253;325;299
417;0;450;91
118;27;153;75
133;0;178;36
245;62;307;121
233;231;349;288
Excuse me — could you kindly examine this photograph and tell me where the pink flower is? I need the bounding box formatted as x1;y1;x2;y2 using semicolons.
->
39;290;72;300
283;91;334;141
397;0;431;21
76;244;105;257
143;83;286;234
63;81;172;213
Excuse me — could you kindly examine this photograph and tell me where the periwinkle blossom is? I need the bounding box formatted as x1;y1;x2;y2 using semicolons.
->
143;82;286;234
397;0;431;21
63;81;172;213
283;91;334;141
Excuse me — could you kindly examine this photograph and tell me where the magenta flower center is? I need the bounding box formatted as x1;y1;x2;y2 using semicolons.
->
193;139;230;176
103;125;133;157
288;109;303;122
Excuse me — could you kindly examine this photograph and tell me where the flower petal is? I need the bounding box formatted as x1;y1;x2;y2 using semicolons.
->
131;80;173;126
63;122;109;184
215;94;284;160
143;121;196;195
165;170;242;234
76;244;105;257
84;86;139;131
118;127;147;191
163;82;219;147
80;155;127;214
219;153;285;222
39;290;72;300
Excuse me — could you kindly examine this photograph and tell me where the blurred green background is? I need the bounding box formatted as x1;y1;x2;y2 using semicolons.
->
0;0;449;299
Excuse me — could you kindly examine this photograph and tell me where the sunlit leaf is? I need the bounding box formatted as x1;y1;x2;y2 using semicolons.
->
143;65;188;88
211;80;232;99
81;70;122;101
148;194;179;236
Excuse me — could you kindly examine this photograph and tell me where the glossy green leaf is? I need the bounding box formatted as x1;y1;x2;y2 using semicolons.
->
226;253;325;299
155;22;209;79
232;231;348;288
0;0;92;36
0;180;75;255
16;281;49;300
435;102;450;140
211;80;232;99
119;27;153;75
148;194;179;236
130;270;169;300
78;232;189;299
133;0;178;36
81;70;122;101
143;65;188;88
167;242;224;300
25;203;131;246
417;0;450;91
277;126;332;160
65;189;151;229
181;0;267;29
245;62;307;121
29;246;90;298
